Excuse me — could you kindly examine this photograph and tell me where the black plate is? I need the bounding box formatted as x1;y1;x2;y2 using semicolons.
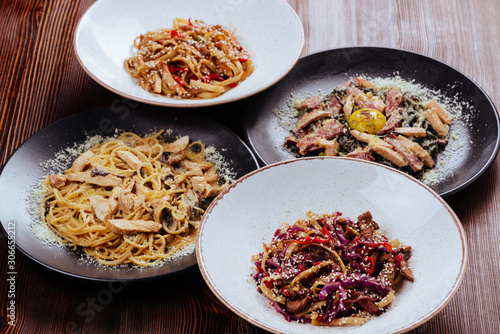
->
0;105;259;281
244;47;500;197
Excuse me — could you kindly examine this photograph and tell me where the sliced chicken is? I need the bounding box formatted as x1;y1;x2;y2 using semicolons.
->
117;150;143;170
105;219;162;235
48;174;67;189
65;171;122;187
116;177;145;215
163;136;190;153
66;151;94;173
354;77;378;91
89;195;113;222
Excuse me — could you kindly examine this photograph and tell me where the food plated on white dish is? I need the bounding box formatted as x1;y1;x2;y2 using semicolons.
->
74;0;304;108
197;157;467;333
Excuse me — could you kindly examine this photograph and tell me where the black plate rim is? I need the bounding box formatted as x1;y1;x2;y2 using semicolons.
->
244;46;500;197
0;105;260;282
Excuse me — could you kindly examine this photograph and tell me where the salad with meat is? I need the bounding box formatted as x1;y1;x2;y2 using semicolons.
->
283;77;451;178
252;211;414;326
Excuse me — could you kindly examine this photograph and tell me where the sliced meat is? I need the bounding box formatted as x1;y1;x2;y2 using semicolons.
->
190;176;207;195
294;109;332;133
371;144;407;167
383;134;424;172
397;135;434;168
376;86;404;134
159;59;188;96
163;136;190;153
399;258;414;282
343;94;355;117
66;151;94;173
89;195;113;222
296;96;322;110
48;174;67;189
424;108;449;137
116;178;145;215
117;150;143;170
345;147;375;161
385;86;404;117
347;291;379;314
314;138;339;156
105;219;162;235
377;261;395;286
284;132;298;146
286;295;313;314
354;77;378;91
355;93;386;112
65;171;122;187
296;120;343;155
328;95;342;115
394;127;427;137
426;99;451;125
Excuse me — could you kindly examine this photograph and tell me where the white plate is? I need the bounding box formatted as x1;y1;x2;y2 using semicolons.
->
74;0;304;108
197;157;468;333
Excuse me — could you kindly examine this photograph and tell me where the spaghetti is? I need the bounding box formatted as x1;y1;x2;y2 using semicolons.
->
124;18;254;99
40;131;230;266
252;211;414;326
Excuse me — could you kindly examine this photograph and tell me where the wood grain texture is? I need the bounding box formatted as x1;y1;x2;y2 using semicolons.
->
1;0;499;333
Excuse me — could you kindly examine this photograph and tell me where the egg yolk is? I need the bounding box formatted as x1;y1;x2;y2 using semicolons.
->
348;108;387;134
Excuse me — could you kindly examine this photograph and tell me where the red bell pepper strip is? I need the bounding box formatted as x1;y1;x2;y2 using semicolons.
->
188;18;194;27
356;241;393;256
363;256;375;276
256;265;268;277
171;73;184;87
297;227;331;244
228;83;238;88
203;73;224;83
168;30;181;38
394;255;403;268
237;49;250;62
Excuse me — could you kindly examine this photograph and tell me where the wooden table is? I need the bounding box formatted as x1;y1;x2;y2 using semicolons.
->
1;0;499;333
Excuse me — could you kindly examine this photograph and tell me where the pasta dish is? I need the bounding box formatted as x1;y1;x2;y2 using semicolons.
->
283;77;452;180
40;131;229;266
252;211;414;326
124;18;254;99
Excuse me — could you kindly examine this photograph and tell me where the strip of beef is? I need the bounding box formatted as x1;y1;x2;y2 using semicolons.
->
286;295;313;314
383;134;423;172
345;147;375;161
296;120;343;155
296;96;322;110
328;95;342;115
377;86;404;134
346;291;379;314
294;109;332;133
398;258;414;282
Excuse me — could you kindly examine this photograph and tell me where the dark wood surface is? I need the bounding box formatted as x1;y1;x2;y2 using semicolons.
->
1;0;500;333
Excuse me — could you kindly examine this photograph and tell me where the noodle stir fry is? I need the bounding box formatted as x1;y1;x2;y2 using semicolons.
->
124;18;254;99
252;211;414;326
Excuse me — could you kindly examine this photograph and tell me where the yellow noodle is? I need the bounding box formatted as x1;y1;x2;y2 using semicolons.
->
40;131;228;266
124;18;254;99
